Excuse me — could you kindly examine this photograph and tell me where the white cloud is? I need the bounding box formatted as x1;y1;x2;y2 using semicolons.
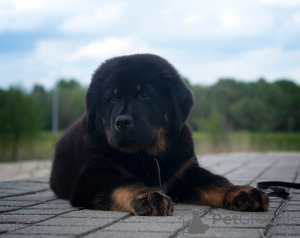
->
60;2;125;33
258;0;300;7
0;0;124;33
138;0;275;39
0;36;163;89
182;47;300;85
72;37;153;60
0;0;300;89
221;10;239;28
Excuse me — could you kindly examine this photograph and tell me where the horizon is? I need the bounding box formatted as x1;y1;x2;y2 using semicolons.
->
1;0;300;89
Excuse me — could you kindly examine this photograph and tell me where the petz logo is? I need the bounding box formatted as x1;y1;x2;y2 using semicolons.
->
180;210;210;236
212;212;298;225
188;211;209;234
180;210;299;236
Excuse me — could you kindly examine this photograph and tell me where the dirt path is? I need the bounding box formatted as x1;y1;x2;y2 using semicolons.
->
0;160;51;182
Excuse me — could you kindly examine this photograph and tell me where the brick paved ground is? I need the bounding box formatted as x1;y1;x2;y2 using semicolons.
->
0;153;299;238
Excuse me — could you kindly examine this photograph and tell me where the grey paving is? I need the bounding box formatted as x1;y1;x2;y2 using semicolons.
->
0;153;300;238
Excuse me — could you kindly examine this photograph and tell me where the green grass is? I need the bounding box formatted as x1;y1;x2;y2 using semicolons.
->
193;131;300;154
0;131;62;162
1;131;300;162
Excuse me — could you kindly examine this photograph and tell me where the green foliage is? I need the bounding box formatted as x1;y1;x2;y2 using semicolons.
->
230;98;272;130
186;78;300;132
193;131;300;154
31;79;86;130
0;87;42;160
1;77;300;161
55;79;86;129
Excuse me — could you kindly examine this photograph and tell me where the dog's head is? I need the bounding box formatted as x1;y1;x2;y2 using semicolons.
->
85;54;193;154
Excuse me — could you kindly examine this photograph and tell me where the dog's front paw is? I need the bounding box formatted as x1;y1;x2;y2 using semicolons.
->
132;190;173;216
224;186;269;212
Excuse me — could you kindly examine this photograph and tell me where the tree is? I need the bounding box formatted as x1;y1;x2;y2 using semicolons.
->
229;98;273;131
32;84;52;130
56;79;86;129
0;87;42;161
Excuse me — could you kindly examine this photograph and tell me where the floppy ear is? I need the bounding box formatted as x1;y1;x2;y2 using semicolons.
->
85;85;97;133
170;80;194;132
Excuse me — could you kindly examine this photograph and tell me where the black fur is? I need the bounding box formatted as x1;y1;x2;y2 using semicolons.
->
50;54;269;215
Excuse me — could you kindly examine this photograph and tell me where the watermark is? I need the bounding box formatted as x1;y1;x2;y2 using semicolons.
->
180;210;299;236
212;212;297;225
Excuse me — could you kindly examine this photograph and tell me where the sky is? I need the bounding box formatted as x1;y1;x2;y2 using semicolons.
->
0;0;300;89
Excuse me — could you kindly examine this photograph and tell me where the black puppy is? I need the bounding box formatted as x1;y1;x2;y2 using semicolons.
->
50;54;269;216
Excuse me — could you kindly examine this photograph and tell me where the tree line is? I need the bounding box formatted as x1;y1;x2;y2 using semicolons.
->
0;77;300;160
186;78;300;133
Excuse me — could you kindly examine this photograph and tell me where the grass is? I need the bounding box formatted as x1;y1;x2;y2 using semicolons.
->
0;131;62;162
0;131;300;162
193;131;300;154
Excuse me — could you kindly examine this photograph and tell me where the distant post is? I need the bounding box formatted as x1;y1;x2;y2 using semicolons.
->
52;84;59;134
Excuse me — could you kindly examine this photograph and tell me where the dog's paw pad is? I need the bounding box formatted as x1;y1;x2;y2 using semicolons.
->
224;187;269;212
132;190;173;216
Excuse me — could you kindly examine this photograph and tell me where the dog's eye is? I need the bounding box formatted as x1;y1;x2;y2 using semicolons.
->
111;97;119;103
138;93;150;101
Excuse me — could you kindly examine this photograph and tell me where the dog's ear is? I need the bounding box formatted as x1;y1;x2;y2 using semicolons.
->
85;85;97;133
170;78;194;132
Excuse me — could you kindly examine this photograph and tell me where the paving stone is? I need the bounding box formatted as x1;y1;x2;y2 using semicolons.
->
0;214;55;223
290;194;300;201
59;210;130;219
272;236;300;238
25;176;50;183
0;224;27;233
30;203;74;209
174;203;208;211
11;225;93;235
0;193;11;198
288;201;300;205
6;208;76;215
46;199;71;204
0;153;299;237
269;201;282;208
0;182;48;191
0;200;39;207
123;216;183;223
2;195;54;202
272;225;300;235
180;227;266;238
283;204;300;211
84;231;173;238
0;189;30;195
205;207;277;218
8;195;55;202
37;217;116;227
0;207;20;212
1;235;73;238
103;222;183;232
277;211;300;225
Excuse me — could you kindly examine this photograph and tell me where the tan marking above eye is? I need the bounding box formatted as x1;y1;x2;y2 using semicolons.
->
114;89;118;95
136;85;141;91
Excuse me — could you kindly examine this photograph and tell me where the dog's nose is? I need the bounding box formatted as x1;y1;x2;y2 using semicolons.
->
115;115;134;131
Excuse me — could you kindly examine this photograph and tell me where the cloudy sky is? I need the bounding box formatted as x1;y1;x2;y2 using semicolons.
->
1;0;300;89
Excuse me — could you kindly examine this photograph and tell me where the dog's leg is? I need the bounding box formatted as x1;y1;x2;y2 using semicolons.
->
173;166;269;212
110;185;173;216
70;171;173;216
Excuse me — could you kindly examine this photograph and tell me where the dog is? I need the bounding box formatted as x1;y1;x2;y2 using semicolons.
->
50;54;269;216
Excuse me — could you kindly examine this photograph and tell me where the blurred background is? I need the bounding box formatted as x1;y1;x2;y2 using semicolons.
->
0;0;300;166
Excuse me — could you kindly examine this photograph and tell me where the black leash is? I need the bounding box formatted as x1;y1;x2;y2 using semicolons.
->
257;181;300;199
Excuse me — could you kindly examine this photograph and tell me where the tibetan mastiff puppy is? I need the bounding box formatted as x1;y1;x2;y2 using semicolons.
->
50;54;269;215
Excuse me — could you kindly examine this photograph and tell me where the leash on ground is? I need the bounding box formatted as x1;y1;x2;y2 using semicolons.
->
257;181;300;199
